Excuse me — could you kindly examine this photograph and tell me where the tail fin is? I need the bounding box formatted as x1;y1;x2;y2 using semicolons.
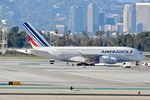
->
23;22;50;48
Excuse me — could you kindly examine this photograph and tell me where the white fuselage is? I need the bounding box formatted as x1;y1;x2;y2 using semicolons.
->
22;22;144;63
30;46;144;62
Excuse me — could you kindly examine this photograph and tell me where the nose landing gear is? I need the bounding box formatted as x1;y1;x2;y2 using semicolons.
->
136;61;139;66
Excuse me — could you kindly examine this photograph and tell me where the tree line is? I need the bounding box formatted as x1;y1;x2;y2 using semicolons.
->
5;26;150;52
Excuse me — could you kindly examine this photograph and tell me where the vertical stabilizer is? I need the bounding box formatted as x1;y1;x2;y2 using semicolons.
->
23;22;50;48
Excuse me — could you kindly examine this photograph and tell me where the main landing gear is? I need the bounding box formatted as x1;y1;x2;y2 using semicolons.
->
136;61;139;66
49;60;55;64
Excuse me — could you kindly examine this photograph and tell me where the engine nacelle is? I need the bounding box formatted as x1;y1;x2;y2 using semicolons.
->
69;56;86;62
99;56;117;64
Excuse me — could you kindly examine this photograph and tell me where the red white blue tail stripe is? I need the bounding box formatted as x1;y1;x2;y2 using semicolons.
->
23;22;50;47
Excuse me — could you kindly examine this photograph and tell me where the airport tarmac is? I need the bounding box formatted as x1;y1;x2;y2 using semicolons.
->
0;57;149;100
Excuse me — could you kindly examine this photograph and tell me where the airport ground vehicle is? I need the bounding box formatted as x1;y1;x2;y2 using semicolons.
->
142;63;150;67
122;62;132;68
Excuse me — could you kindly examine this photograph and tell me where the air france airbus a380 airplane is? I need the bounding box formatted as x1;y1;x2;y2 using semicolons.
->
17;22;145;64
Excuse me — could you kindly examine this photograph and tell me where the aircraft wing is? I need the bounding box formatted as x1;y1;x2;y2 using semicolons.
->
29;49;57;59
9;48;57;59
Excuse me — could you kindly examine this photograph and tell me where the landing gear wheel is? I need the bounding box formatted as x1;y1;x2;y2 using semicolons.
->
145;63;148;66
136;61;139;66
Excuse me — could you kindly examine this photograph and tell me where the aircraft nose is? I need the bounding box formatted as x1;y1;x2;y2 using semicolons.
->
135;50;145;61
141;53;145;60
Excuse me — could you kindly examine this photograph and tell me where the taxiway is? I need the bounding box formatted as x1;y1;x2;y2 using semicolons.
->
0;57;149;100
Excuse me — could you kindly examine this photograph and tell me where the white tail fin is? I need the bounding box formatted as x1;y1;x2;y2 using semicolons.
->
23;22;50;48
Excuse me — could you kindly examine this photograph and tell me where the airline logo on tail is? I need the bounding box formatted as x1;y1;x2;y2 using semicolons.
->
23;22;50;48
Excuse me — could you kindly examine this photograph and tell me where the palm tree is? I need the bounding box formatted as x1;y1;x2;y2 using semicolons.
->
95;31;105;39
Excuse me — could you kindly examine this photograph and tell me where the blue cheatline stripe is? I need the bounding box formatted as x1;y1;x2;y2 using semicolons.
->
24;22;49;46
29;23;50;46
23;23;43;46
26;22;49;46
23;24;43;46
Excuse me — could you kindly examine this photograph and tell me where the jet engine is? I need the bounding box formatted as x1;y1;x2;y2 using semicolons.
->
69;56;86;62
99;56;117;64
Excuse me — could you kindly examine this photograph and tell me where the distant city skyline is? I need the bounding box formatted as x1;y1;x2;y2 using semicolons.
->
0;0;150;34
69;2;150;34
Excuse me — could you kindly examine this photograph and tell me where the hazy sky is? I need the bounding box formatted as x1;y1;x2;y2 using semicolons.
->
116;0;150;3
116;0;137;2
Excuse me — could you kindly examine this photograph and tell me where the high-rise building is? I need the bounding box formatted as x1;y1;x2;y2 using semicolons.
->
116;23;123;33
136;3;150;32
87;3;98;34
55;24;66;34
104;25;116;32
112;14;121;24
99;12;105;31
123;4;136;33
106;17;115;25
69;6;86;33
